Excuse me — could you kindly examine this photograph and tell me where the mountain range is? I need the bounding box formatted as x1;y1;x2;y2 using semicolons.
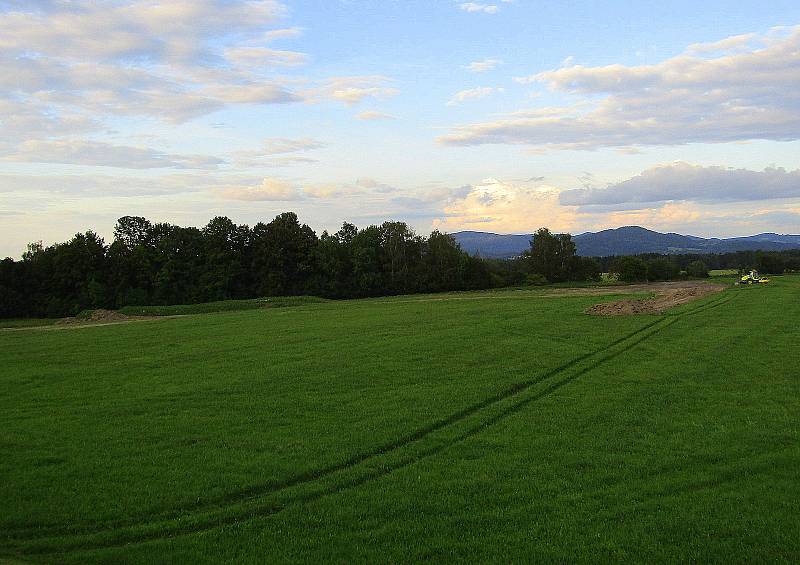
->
452;226;800;258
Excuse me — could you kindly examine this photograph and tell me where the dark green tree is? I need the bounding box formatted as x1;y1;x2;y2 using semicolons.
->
611;256;649;282
647;257;680;281
686;260;709;278
528;228;577;282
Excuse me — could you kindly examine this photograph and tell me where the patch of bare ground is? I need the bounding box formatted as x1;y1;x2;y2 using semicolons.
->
586;282;725;316
56;309;135;325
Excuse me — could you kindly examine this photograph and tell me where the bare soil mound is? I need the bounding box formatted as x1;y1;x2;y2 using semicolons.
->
56;309;134;325
586;282;725;316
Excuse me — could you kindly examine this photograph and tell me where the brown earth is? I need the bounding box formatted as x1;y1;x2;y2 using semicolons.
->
585;282;725;316
55;309;134;325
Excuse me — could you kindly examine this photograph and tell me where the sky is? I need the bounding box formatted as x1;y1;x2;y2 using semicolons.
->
1;0;800;257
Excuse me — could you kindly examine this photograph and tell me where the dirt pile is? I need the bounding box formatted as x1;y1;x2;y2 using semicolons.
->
56;309;134;325
586;283;725;316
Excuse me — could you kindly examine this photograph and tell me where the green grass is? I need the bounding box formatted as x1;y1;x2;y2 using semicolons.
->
709;269;739;277
0;318;56;329
118;295;329;316
1;277;798;563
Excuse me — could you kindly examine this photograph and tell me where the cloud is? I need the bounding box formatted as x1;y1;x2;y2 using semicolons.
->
440;26;800;150
230;137;324;168
199;84;301;105
0;98;99;143
263;27;304;42
0;172;220;196
356;178;399;193
0;0;308;143
434;178;576;233
220;177;301;201
257;138;325;155
355;110;396;121
560;163;800;208
3;139;223;169
223;47;308;67
311;76;399;106
459;3;499;14
685;33;756;54
302;183;342;199
447;87;503;106
465;58;503;72
0;1;287;64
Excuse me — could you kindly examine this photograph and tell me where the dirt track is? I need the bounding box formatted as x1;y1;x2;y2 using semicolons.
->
585;281;725;316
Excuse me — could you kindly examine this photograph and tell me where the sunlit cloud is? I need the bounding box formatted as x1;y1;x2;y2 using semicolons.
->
219;177;302;201
441;27;800;150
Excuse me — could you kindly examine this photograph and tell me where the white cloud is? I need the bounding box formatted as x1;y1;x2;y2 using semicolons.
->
356;178;398;193
311;76;400;106
263;27;303;42
0;0;307;144
560;162;800;208
220;177;301;201
441;26;800;150
355;110;397;121
465;58;503;72
258;138;325;155
685;33;756;54
224;47;308;67
434;178;576;233
0;1;287;64
230;138;324;167
0;172;216;196
447;86;503;106
3;139;223;169
459;3;499;14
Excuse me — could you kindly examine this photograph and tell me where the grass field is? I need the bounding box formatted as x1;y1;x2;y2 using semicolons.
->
1;276;799;563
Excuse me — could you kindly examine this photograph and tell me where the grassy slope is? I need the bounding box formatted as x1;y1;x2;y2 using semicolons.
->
1;278;798;562
0;319;57;329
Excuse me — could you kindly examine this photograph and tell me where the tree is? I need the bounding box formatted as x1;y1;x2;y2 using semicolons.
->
686;260;709;278
528;228;576;282
350;225;384;296
647;257;679;281
422;231;465;292
379;221;422;293
611;256;648;282
114;216;152;249
250;212;317;296
567;256;601;281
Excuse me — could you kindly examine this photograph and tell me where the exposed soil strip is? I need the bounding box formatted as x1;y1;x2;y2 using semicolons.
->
3;291;734;557
586;282;725;316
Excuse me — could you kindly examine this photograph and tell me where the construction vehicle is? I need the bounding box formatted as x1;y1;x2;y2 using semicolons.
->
738;270;770;285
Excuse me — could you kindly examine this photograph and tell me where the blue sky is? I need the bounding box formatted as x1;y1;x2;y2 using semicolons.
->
1;0;799;257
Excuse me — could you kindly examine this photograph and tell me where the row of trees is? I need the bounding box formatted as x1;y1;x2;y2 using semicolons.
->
2;216;797;318
0;214;495;318
596;250;800;283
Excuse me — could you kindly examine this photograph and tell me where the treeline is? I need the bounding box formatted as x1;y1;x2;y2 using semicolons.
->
0;214;494;318
486;228;800;285
2;219;798;318
595;249;800;282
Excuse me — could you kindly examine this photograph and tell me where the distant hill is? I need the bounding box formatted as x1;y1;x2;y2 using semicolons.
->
452;226;800;258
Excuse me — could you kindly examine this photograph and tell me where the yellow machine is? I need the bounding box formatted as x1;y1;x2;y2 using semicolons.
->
739;270;770;285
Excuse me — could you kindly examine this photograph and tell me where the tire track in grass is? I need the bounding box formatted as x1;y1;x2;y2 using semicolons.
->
3;315;672;542
1;293;734;556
